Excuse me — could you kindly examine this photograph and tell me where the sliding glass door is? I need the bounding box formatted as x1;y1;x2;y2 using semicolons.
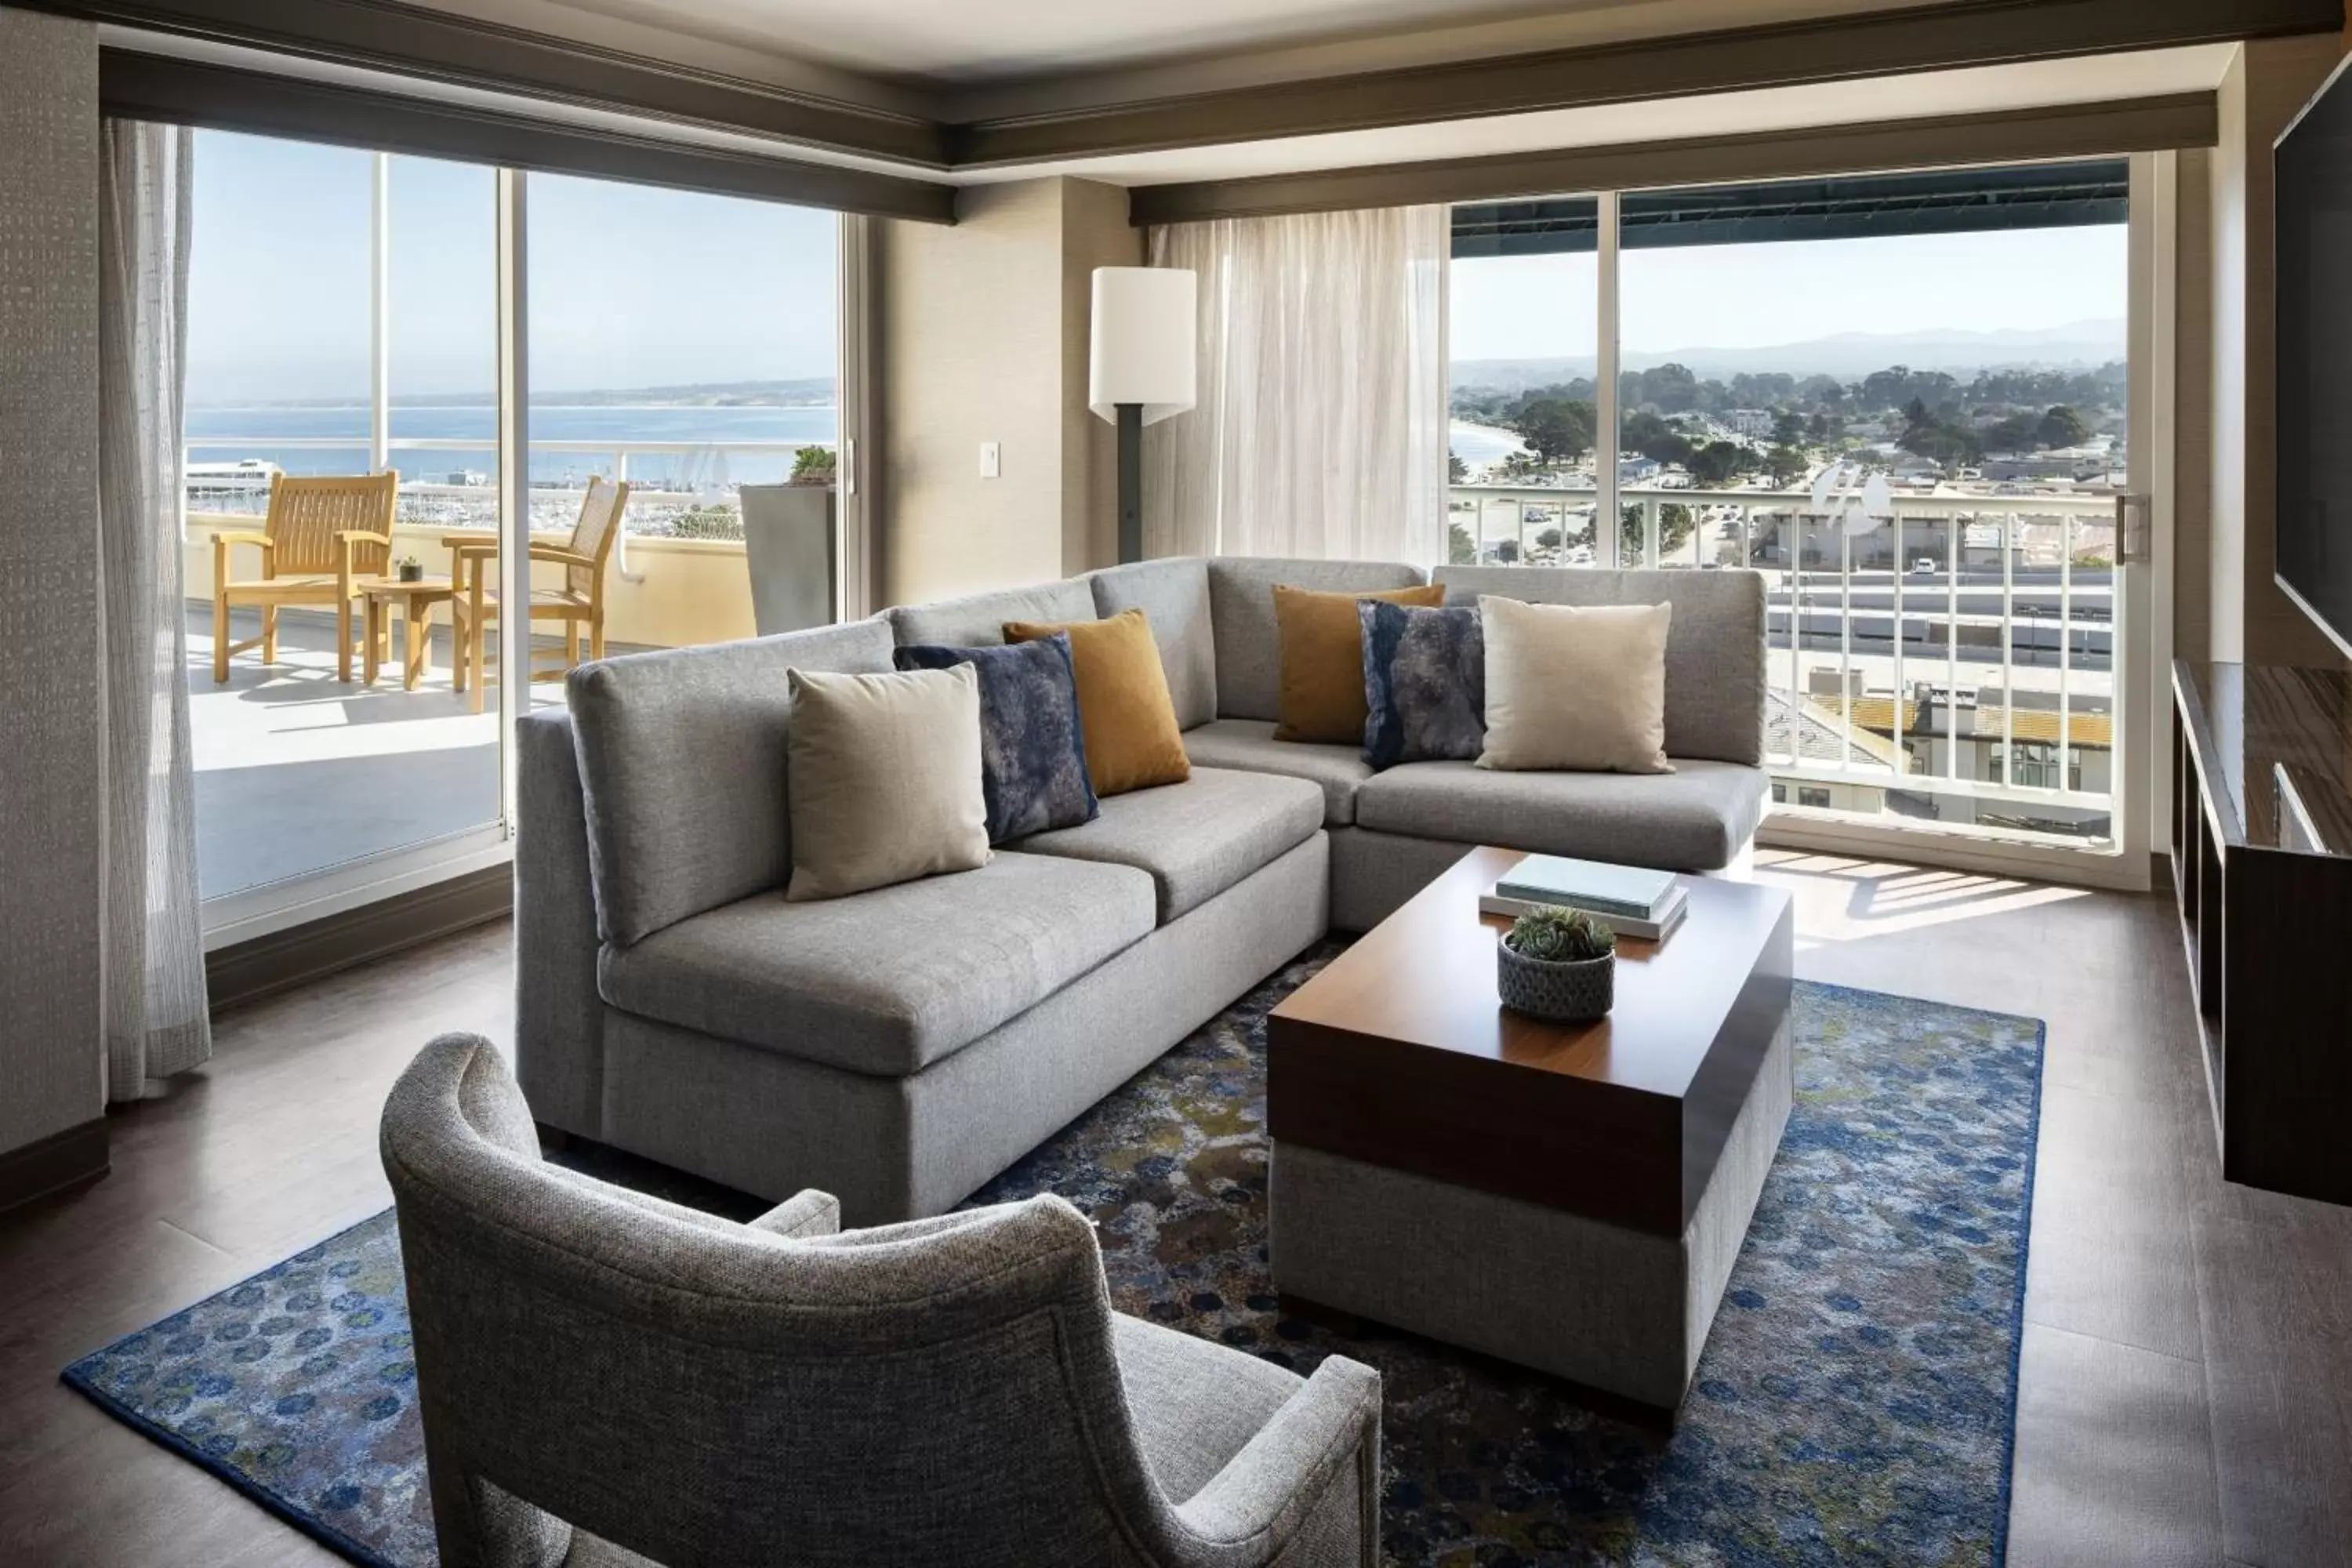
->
185;135;504;929
1447;158;2158;875
181;132;846;940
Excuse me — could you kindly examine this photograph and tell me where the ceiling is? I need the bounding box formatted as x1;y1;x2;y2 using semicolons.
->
404;0;1950;114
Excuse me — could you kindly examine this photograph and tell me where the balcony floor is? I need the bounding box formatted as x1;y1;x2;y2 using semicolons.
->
186;604;645;905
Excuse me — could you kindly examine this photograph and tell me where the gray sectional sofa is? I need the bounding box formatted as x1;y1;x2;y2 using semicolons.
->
515;557;1768;1225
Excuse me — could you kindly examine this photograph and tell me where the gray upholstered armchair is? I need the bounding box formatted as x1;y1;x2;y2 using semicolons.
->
380;1034;1383;1567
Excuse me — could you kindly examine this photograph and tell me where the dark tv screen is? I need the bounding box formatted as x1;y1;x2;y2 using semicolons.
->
2278;60;2352;660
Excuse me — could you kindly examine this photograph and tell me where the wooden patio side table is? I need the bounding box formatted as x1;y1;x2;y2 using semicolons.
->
361;576;458;691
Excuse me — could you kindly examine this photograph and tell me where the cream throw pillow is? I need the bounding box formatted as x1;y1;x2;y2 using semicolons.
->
785;666;990;901
1476;595;1675;775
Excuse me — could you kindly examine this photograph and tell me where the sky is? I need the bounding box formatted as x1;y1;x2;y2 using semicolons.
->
185;128;2128;401
1447;223;2129;363
185;130;842;405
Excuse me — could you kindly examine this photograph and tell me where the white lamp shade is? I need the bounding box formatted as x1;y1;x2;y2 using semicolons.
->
1089;267;1196;426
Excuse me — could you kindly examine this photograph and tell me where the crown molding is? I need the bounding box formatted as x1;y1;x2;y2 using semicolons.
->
100;49;959;220
1128;92;2219;224
20;0;949;165
953;0;2332;169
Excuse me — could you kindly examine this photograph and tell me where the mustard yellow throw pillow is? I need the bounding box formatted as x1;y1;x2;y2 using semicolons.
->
1272;582;1446;744
1004;608;1190;797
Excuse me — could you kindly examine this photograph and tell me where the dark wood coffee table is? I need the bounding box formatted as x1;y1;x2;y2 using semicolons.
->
1267;844;1794;1413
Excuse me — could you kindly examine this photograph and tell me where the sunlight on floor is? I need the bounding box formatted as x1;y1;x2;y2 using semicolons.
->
1751;848;2094;948
187;608;508;900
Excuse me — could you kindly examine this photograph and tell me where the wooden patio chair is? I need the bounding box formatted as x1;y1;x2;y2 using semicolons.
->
210;470;400;684
448;475;629;715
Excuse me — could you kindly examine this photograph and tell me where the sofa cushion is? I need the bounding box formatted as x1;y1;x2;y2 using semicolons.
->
1434;565;1766;766
1272;582;1446;743
598;851;1156;1076
567;619;897;948
1083;557;1217;730
1005;608;1190;797
1207;557;1425;723
885;579;1095;648
1011;767;1322;922
1182;718;1373;826
1478;595;1673;775
783;666;992;901
1360;601;1484;768
894;635;1098;843
1353;758;1768;872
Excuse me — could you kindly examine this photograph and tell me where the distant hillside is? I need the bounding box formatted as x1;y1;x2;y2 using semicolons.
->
1454;318;2126;391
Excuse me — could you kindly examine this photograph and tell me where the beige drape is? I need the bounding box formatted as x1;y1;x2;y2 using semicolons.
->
98;119;212;1098
1144;205;1448;565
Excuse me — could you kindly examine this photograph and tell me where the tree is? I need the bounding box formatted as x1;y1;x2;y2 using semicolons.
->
1688;441;1748;487
2035;405;2092;449
1622;409;1694;467
1765;445;1811;486
1535;526;1563;550
1447;519;1476;565
1624;361;1702;414
1511;397;1595;464
1982;412;2042;453
1494;538;1522;563
1770;409;1808;448
1898;416;1979;468
1660;503;1697;559
1448;451;1468;485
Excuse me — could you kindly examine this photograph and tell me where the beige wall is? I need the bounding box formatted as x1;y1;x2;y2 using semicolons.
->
2203;34;2350;669
874;176;1139;607
0;5;104;1157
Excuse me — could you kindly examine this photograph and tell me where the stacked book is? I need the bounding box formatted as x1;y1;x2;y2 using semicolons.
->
1479;855;1688;942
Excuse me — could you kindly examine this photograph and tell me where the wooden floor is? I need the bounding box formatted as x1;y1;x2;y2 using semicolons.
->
2;851;2347;1566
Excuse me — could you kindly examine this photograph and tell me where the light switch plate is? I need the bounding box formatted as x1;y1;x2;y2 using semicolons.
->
978;441;1001;478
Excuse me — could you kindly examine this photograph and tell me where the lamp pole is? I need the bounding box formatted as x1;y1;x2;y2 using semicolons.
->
1118;402;1143;564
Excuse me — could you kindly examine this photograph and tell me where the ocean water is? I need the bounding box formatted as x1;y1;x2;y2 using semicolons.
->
1449;419;1530;467
195;407;1519;488
185;405;838;488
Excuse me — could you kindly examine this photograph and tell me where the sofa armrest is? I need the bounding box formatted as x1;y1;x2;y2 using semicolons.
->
1172;1353;1381;1565
746;1189;840;1239
513;708;607;1138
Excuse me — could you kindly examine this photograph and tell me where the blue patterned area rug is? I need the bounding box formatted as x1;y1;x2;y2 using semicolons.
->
64;957;2042;1568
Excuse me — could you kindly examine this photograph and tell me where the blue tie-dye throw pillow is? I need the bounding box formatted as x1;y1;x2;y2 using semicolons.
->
894;634;1098;842
1359;601;1485;768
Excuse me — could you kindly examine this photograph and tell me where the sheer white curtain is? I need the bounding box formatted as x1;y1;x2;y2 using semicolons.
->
1144;205;1447;564
98;119;211;1100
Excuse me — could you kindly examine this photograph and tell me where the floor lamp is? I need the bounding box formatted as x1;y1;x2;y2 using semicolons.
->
1089;267;1196;564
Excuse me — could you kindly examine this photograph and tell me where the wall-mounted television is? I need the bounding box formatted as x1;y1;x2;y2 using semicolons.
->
2277;55;2352;662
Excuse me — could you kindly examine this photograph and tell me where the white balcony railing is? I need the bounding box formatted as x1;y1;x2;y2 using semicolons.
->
183;435;828;539
1450;483;2120;840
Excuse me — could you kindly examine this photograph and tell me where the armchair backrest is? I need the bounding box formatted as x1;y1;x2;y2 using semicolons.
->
263;470;398;575
562;475;629;597
383;1034;1191;1568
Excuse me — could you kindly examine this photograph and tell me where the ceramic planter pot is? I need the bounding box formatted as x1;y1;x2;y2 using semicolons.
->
1497;935;1613;1022
397;563;424;583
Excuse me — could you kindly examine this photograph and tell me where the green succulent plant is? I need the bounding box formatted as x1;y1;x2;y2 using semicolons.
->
1505;906;1617;964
